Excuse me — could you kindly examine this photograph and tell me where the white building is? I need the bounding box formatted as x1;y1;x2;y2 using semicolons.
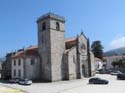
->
104;55;125;69
11;46;41;80
95;57;103;70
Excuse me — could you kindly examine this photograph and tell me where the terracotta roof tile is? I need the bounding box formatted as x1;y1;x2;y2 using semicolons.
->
12;45;38;58
26;45;38;50
11;36;77;58
65;37;77;43
12;51;24;58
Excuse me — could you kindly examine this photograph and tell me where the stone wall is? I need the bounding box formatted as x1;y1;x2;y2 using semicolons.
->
38;18;52;81
25;57;40;80
90;52;96;76
50;19;65;81
37;13;65;82
67;47;77;80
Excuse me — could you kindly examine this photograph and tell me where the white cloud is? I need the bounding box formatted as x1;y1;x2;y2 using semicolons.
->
109;35;125;49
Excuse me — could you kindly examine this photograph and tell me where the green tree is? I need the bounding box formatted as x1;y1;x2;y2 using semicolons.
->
111;60;123;68
118;60;123;67
111;61;117;68
91;40;104;59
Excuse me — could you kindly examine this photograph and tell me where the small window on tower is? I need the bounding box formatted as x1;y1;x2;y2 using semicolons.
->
56;22;60;31
42;22;46;31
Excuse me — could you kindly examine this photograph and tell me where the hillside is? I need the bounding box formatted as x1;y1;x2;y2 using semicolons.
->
104;47;125;56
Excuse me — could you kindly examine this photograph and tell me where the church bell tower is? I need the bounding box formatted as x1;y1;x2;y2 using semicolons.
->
37;13;65;82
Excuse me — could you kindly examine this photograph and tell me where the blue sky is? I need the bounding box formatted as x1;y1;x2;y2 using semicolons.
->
0;0;125;57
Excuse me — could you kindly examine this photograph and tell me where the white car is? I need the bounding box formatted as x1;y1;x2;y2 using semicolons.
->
18;79;32;85
110;71;122;75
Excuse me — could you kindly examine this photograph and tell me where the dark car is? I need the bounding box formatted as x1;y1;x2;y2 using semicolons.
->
97;69;109;74
89;77;109;84
9;78;20;83
117;73;125;80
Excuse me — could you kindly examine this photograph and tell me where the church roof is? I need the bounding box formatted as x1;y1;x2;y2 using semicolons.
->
12;45;38;58
26;45;37;50
11;37;78;58
12;51;24;58
65;37;77;43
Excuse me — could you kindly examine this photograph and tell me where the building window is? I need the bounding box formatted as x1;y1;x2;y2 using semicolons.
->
14;60;16;66
31;59;35;65
18;59;21;66
42;22;46;31
14;69;16;76
56;22;60;31
18;70;21;77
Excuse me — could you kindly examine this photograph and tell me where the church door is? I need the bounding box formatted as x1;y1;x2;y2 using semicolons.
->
82;64;86;77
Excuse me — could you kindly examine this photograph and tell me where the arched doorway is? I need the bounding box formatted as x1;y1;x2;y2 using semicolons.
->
82;64;86;77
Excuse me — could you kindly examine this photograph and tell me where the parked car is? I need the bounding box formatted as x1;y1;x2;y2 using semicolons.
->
96;70;99;74
97;69;105;74
89;77;109;84
117;73;125;80
9;78;20;83
110;71;122;75
18;79;32;85
97;69;110;74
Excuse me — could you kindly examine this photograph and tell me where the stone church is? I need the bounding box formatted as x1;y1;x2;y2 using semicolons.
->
9;13;95;82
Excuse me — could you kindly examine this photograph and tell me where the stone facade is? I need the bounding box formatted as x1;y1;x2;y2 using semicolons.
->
37;13;65;82
37;13;95;81
66;47;77;80
90;52;96;76
24;57;40;80
4;13;95;81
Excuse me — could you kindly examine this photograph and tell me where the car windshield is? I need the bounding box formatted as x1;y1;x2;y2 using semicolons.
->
24;79;29;81
95;78;105;80
97;78;102;80
93;77;101;80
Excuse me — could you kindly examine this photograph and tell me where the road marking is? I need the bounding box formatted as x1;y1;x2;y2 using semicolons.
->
0;86;23;93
